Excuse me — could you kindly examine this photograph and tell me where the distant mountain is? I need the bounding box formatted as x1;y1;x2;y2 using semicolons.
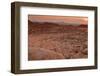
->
29;19;88;26
28;20;87;34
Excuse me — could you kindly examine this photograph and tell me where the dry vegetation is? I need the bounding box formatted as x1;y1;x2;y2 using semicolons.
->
28;20;88;60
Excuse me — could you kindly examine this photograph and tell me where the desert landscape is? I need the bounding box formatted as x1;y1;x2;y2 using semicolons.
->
28;15;88;60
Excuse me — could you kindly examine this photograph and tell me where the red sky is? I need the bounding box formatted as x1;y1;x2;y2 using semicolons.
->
28;15;88;25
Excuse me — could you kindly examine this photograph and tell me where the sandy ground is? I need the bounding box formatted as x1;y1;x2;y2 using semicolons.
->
28;21;88;60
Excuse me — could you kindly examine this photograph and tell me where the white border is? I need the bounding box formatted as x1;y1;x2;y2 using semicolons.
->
20;6;95;70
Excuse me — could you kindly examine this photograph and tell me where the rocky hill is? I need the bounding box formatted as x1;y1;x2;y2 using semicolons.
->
28;20;88;60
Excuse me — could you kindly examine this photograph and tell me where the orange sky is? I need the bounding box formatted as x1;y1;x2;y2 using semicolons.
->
28;15;88;25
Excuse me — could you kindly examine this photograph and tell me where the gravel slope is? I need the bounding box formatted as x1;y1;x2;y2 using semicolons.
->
28;21;88;60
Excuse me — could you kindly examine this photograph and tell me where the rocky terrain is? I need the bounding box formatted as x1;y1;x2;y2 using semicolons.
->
28;20;88;60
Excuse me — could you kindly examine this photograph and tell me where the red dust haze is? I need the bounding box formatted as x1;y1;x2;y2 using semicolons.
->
28;15;88;25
